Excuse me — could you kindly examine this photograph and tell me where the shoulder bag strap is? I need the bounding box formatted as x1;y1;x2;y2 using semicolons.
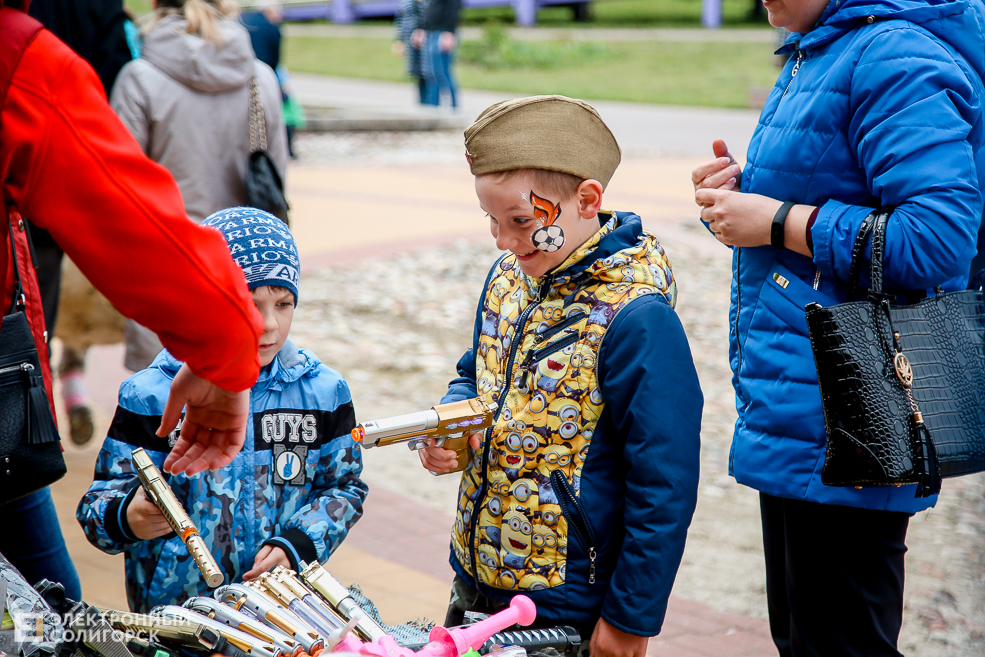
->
248;76;267;153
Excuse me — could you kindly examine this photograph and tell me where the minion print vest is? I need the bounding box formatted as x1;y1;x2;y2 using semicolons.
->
452;213;677;592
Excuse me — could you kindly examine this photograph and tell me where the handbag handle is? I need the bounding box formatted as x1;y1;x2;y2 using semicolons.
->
847;211;878;301
248;76;267;154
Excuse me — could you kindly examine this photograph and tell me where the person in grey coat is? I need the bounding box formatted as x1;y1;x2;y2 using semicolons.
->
111;0;288;371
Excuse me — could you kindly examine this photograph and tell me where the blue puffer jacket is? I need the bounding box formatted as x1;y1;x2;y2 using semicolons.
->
731;0;985;512
77;342;368;612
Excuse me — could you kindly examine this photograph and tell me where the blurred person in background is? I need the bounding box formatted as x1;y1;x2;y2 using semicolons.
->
393;0;428;104
241;1;301;159
411;0;460;108
112;0;288;372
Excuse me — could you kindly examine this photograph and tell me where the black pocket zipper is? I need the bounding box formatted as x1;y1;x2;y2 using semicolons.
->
550;470;597;584
533;311;587;344
0;361;34;381
519;331;580;388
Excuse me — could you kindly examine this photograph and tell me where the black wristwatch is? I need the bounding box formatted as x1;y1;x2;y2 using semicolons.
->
771;201;796;249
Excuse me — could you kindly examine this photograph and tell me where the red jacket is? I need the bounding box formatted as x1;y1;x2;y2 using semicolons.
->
1;12;262;392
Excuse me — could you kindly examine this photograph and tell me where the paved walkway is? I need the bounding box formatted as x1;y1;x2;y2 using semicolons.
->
47;74;775;656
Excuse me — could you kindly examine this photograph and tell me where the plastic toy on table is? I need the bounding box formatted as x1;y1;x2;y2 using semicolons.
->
332;596;537;657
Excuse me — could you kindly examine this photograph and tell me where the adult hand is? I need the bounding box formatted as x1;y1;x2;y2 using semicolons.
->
589;618;649;657
418;430;483;474
694;187;781;248
411;29;427;49
159;363;251;476
692;138;742;193
125;487;172;540
243;545;290;580
438;31;457;52
392;40;406;57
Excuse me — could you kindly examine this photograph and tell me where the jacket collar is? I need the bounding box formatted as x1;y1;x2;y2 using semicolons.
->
156;339;318;392
777;0;980;65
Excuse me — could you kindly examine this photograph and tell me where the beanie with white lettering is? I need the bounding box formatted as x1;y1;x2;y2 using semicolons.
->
202;207;300;304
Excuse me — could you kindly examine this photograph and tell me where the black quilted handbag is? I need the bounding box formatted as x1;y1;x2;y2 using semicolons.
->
805;210;985;498
246;76;290;226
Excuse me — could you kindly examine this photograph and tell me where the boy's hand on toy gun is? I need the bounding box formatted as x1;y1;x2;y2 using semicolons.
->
126;487;173;540
589;618;649;657
159;364;251;476
418;430;484;474
242;545;290;580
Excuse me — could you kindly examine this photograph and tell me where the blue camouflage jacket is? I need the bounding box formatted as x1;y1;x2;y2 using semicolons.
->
76;341;367;612
731;0;985;512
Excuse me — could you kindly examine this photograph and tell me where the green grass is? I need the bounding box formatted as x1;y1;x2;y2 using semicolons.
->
130;0;769;26
285;33;779;108
458;0;769;27
126;0;153;17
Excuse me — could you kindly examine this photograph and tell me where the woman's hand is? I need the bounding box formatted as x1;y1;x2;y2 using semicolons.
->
125;487;173;540
243;546;290;580
695;187;779;247
692;138;741;192
418;430;483;474
693;139;816;256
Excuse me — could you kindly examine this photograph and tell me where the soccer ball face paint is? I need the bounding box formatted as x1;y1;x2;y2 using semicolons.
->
530;191;565;253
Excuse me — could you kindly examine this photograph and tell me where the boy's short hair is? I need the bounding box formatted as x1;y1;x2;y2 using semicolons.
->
464;95;621;190
202;207;300;304
484;169;584;200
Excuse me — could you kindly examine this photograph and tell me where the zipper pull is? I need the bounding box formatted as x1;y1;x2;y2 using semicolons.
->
588;547;596;584
791;49;804;77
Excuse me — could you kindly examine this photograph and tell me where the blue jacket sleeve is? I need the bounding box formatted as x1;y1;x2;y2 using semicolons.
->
76;380;164;554
264;380;368;568
811;26;984;290
442;348;479;403
596;295;702;636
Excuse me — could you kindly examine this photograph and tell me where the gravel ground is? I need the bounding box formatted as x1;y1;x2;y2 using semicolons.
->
290;132;985;655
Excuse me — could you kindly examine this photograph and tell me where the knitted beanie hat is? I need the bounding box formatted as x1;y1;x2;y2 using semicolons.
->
202;207;299;304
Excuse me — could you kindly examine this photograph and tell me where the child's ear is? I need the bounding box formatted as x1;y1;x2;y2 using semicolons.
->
575;179;604;219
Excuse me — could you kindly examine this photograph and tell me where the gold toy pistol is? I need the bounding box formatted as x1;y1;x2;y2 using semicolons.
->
131;447;224;587
350;398;497;474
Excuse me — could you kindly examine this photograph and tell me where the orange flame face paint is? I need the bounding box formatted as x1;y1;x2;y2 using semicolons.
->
530;191;562;226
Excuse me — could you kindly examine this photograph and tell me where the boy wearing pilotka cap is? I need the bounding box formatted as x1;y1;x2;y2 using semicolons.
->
419;96;702;657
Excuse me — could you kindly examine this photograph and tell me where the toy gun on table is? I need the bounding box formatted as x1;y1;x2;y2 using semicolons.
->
131;447;224;587
299;562;389;643
350;398;497;473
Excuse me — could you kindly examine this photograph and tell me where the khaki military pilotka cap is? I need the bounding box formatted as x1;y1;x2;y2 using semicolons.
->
463;95;622;190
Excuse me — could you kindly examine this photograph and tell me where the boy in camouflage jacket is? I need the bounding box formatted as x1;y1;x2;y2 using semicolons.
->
77;208;367;612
